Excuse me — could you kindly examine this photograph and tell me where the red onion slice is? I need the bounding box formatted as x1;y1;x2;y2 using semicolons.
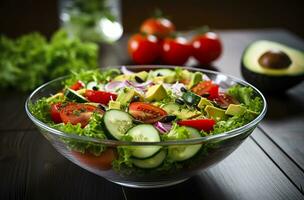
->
105;81;125;92
154;122;173;134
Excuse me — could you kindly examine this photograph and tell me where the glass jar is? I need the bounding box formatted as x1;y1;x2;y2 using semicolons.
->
59;0;123;43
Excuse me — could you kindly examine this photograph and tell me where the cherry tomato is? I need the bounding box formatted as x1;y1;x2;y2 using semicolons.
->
129;102;167;124
128;34;161;64
213;93;239;109
72;148;117;170
177;119;215;131
192;32;222;64
191;81;219;100
60;103;104;128
50;103;63;123
70;80;85;91
161;37;192;65
84;90;117;105
140;17;175;38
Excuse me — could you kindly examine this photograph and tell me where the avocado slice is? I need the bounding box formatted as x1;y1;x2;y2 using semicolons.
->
150;69;176;83
152;76;166;84
205;105;226;121
241;40;304;92
117;87;142;105
188;72;203;89
162;103;201;119
197;97;213;109
145;84;168;101
114;74;131;81
181;70;192;80
109;100;121;109
225;104;246;116
133;71;148;82
114;71;148;82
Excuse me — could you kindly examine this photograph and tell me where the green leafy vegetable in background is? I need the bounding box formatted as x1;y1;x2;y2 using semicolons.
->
0;29;98;92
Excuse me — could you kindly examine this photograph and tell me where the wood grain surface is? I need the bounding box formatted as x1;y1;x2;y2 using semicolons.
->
1;29;304;200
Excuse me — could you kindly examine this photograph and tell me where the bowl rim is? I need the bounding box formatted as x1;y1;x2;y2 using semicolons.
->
25;65;267;146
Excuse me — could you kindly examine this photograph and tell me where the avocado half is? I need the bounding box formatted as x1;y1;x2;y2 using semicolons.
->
241;40;304;92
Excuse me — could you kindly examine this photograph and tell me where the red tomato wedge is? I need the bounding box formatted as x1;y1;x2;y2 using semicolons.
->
60;103;104;128
50;103;63;123
213;93;239;109
191;81;219;100
129;102;167;124
70;80;85;91
177;119;215;132
72;148;117;170
84;90;117;105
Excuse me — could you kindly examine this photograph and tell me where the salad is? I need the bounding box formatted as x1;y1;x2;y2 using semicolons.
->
30;67;263;172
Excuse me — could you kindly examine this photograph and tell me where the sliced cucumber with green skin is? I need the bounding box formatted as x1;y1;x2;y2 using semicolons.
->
162;103;180;114
103;110;134;140
65;88;88;103
132;150;167;169
127;124;161;159
182;92;201;106
168;127;202;161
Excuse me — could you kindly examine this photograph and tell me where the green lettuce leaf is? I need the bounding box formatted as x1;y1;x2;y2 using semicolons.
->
228;85;263;112
63;68;120;87
53;113;107;156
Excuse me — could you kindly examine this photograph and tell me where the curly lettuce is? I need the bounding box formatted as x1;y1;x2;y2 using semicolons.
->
52;113;107;156
228;85;263;112
63;68;120;87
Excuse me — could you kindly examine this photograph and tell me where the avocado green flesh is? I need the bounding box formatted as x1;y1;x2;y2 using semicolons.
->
242;40;304;76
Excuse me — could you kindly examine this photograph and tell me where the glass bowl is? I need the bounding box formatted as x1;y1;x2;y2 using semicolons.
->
25;65;267;188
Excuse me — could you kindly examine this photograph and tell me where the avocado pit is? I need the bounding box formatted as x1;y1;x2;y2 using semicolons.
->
258;50;292;69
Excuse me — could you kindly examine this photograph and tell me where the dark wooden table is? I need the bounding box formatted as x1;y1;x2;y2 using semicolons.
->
1;29;304;200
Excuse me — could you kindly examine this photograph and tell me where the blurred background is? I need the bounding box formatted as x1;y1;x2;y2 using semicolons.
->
1;0;303;39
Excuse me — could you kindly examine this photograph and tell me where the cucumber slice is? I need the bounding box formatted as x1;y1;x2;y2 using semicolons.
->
182;92;201;106
65;88;88;103
162;103;180;114
168;127;202;161
132;150;167;169
127;124;161;159
103;110;134;140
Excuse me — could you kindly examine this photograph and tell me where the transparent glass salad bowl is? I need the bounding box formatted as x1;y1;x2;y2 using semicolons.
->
25;65;267;188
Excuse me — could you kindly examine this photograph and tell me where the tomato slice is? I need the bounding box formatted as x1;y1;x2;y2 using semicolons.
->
191;81;219;100
60;103;104;128
84;90;117;105
70;80;85;91
72;148;117;170
213;93;239;109
129;102;167;124
177;119;215;131
50;103;63;123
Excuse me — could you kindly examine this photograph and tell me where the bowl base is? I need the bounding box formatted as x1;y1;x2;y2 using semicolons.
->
107;178;190;188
